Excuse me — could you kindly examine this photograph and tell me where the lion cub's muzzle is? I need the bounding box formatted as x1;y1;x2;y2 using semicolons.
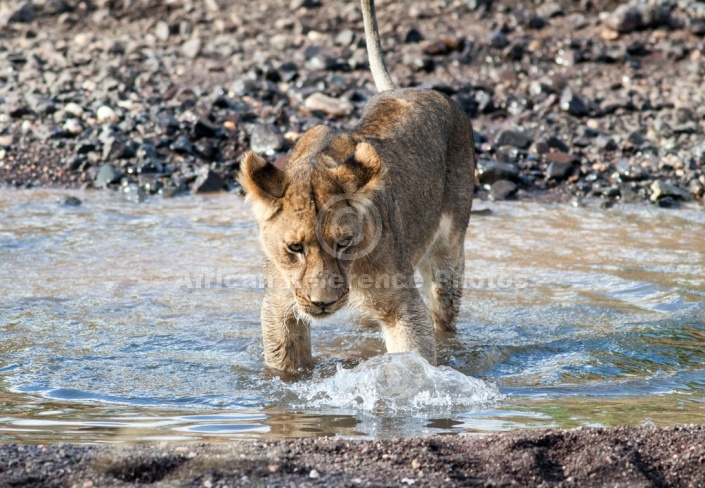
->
299;290;349;317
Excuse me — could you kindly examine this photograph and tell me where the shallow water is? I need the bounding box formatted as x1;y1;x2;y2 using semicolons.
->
0;189;704;443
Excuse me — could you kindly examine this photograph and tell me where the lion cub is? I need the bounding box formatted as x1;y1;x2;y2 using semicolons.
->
239;0;476;372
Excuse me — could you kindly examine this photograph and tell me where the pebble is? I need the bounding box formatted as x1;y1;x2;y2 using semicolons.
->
170;135;193;154
689;18;705;36
657;196;680;208
465;0;490;10
250;125;285;155
477;161;520;184
96;106;119;124
496;130;532;149
6;2;35;24
335;29;354;46
304;93;353;117
95;164;121;188
489;31;509;49
489;180;518;200
607;5;643;34
537;2;564;18
37;124;65;141
560;89;589;116
63;118;83;135
545;136;570;153
688;179;704;198
192;167;225;193
404;28;424;43
122;183;147;203
64;102;85;118
60;195;82;206
155;20;170;41
182;38;202;59
614;160;647;182
547;160;575;181
650;180;692;202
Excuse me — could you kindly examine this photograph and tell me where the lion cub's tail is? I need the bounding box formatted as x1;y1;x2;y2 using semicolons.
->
360;0;395;92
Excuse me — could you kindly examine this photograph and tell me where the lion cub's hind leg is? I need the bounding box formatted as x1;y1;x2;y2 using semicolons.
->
419;216;466;333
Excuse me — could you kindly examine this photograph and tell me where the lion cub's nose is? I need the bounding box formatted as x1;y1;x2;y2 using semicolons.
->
311;299;337;308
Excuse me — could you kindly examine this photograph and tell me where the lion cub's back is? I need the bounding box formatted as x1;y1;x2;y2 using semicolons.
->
353;88;474;262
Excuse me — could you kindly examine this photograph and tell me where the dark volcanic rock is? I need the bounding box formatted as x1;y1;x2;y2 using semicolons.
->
192;167;225;193
290;0;321;8
544;136;570;153
194;119;218;138
657;196;679;208
489;31;508;49
690;18;705;36
527;15;547;30
547;160;575;181
496;130;532;149
560;89;589;116
60;195;82;206
404;27;424;43
170;135;193;154
465;0;491;11
614;160;648;182
477;160;520;184
6;2;35;23
489;180;518;200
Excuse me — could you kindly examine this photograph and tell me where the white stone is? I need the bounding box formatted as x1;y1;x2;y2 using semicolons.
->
96;105;119;124
63;118;83;135
64;102;84;118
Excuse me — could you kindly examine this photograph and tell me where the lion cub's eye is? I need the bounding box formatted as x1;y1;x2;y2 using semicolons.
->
287;242;304;254
336;237;353;250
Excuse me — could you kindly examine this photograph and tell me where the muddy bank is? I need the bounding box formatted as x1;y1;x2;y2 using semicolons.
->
0;0;704;206
1;425;704;487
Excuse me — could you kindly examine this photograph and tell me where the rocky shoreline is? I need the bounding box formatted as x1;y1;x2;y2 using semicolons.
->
1;425;704;487
1;0;705;208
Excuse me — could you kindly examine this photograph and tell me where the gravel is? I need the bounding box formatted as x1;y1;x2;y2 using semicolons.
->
1;425;704;487
0;0;703;206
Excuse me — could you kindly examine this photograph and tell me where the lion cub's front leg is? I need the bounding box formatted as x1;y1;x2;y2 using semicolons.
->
261;258;312;372
357;275;438;365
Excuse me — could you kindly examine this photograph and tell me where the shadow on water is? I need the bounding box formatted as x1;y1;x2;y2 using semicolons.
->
0;189;704;442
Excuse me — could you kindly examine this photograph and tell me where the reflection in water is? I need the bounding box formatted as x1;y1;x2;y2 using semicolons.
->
0;189;704;442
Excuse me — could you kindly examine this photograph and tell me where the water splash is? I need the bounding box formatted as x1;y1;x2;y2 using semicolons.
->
288;352;503;413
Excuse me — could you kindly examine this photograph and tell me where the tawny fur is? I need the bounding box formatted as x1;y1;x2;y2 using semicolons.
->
238;0;475;372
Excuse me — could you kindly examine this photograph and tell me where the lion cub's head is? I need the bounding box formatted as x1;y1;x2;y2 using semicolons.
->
238;126;385;318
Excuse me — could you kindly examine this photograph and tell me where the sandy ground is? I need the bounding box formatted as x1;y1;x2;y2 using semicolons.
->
1;425;705;487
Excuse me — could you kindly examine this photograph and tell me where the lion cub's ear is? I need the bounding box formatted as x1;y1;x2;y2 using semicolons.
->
331;142;385;197
238;151;287;220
